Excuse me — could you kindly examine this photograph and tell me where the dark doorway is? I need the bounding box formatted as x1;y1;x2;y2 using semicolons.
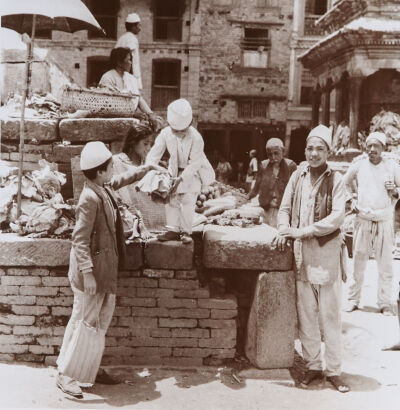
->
87;56;109;87
151;59;181;110
289;127;309;164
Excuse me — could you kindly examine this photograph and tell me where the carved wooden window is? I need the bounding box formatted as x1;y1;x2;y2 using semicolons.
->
151;59;181;110
241;28;270;68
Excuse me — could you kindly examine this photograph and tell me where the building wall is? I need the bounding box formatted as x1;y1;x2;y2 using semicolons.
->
35;0;201;113
198;0;293;125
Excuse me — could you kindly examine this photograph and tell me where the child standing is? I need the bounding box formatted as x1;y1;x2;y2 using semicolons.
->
56;141;156;398
146;98;206;244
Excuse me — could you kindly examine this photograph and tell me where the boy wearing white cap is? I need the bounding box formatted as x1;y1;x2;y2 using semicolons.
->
146;98;206;244
56;142;157;398
273;124;349;393
115;13;142;90
344;131;400;315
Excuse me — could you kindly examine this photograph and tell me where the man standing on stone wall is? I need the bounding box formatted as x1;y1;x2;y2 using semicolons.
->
344;132;400;315
115;13;143;91
248;138;297;227
273;125;349;393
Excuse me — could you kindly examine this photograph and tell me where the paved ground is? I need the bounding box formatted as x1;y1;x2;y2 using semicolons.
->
1;260;400;410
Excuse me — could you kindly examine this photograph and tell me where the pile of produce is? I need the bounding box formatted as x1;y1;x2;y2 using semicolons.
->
0;93;61;119
370;110;400;146
0;160;75;238
208;207;263;228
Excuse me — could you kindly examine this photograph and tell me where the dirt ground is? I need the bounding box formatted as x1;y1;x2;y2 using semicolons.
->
1;259;400;410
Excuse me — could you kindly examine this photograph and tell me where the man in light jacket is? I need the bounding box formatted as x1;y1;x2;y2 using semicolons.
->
146;98;205;244
273;125;349;393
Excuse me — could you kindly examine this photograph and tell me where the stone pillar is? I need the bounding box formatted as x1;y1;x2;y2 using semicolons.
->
311;87;321;128
349;77;363;148
334;82;343;125
322;88;331;126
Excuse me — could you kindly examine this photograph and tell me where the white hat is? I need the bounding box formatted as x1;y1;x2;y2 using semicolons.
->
366;131;386;146
307;124;332;149
126;13;140;23
80;141;112;171
266;138;284;149
167;98;193;131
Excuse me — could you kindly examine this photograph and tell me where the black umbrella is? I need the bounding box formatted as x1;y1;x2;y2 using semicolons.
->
0;0;104;217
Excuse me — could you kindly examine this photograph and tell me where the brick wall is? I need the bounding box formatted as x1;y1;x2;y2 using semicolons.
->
0;234;238;367
198;0;293;125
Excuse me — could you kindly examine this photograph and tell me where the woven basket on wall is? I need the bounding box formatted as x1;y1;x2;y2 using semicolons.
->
61;87;140;117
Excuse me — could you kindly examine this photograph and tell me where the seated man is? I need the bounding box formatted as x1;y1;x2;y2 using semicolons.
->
248;138;296;227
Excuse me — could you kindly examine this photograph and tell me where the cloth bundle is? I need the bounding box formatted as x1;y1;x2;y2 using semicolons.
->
136;170;172;202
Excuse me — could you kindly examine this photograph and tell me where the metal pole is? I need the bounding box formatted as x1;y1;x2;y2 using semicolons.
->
16;15;36;218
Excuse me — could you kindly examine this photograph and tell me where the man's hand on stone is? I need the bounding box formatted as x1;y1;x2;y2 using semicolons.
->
271;235;289;252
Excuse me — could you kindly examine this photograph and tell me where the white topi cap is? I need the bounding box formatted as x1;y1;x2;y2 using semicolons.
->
366;131;386;146
266;138;284;149
307;124;332;149
80;141;112;171
167;98;193;131
126;13;141;24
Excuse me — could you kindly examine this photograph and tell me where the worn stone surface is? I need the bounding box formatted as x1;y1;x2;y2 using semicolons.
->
52;144;84;163
0;234;70;267
59;118;140;143
203;225;293;271
144;240;194;270
0;118;58;142
245;271;296;369
124;242;144;270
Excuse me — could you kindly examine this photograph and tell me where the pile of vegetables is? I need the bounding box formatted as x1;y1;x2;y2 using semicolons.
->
195;185;220;212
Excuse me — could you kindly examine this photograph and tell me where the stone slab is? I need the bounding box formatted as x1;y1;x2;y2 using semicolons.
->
203;225;292;271
0;118;58;142
124;241;144;270
144;239;194;270
245;271;296;369
59;118;140;143
52;144;84;163
0;234;71;267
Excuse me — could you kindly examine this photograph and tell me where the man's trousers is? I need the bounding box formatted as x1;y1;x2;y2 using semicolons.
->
297;277;342;376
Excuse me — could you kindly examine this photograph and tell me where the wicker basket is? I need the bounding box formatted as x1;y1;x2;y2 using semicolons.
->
61;87;140;117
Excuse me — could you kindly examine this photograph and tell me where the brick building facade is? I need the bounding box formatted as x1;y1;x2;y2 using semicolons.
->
2;0;334;166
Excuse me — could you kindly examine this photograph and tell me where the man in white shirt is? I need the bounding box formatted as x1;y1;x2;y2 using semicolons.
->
115;13;142;90
344;132;400;315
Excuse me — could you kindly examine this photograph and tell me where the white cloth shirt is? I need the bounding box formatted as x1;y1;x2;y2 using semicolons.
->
344;157;400;221
99;69;140;111
115;32;142;90
146;126;204;194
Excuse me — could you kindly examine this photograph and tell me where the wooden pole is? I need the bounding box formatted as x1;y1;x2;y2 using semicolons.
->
17;15;36;218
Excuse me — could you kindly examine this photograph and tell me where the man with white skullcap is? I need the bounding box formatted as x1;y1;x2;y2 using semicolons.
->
248;138;296;227
273;124;349;393
146;99;213;244
115;13;142;90
344;131;400;315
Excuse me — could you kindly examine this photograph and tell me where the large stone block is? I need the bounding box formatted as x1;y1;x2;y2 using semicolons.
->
144;239;194;270
59;118;140;143
124;241;144;270
203;225;292;271
245;271;296;369
0;233;71;267
0;118;58;142
52;144;84;163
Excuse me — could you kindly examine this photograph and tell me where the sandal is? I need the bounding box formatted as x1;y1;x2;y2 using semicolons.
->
326;375;350;393
300;370;324;387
